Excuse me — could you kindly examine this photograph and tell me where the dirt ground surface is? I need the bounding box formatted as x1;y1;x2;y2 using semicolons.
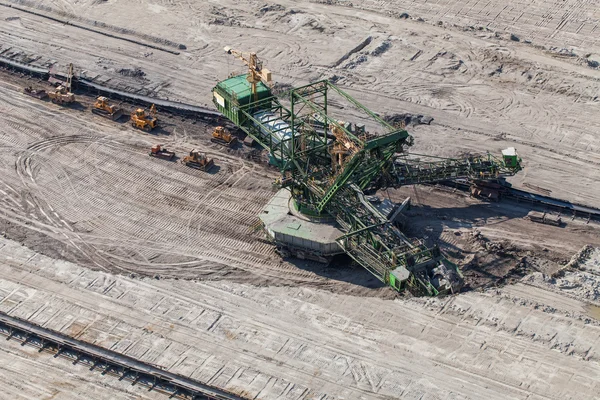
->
0;74;392;296
1;238;600;400
0;0;599;399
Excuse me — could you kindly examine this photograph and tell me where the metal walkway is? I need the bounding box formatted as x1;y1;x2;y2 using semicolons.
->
0;312;244;400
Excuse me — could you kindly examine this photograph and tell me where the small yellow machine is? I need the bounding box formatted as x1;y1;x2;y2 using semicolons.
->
92;96;123;120
130;104;158;131
47;63;75;105
211;126;237;147
181;149;214;171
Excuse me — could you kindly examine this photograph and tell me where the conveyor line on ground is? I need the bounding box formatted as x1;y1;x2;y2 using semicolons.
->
0;56;222;118
440;179;600;221
0;311;244;400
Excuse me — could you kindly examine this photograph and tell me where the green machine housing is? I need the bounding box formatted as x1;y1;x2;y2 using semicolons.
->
212;75;272;127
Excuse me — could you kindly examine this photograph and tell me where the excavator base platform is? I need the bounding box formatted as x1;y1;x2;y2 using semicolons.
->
259;189;344;264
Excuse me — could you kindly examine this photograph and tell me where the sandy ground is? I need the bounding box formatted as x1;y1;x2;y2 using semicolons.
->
0;0;599;398
0;81;598;399
1;71;598;293
1;237;600;399
0;76;393;296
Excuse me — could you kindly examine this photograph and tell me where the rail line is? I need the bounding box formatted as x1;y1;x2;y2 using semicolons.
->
0;311;244;400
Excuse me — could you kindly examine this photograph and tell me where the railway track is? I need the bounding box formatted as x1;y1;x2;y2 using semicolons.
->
0;311;244;400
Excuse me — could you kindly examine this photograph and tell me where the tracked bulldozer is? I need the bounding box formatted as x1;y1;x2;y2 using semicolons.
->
149;144;175;160
130;104;158;131
92;96;123;120
182;149;214;171
211;126;237;147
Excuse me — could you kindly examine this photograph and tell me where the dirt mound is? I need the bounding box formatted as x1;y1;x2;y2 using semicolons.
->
118;68;146;78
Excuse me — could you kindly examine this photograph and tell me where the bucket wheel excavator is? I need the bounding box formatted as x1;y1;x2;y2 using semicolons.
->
212;47;523;296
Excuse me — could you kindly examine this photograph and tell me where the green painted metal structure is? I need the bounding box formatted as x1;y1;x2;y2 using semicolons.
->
212;75;522;296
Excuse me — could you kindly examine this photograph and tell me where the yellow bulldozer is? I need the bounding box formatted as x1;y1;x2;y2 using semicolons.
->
130;104;158;131
211;126;237;147
182;149;214;171
92;96;123;120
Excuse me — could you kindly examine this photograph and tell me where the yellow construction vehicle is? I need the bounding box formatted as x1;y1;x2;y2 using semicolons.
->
182;149;214;171
211;126;237;147
92;96;123;120
130;104;158;131
47;63;75;105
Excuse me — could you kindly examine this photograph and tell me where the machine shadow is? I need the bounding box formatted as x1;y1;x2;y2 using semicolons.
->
285;254;389;289
402;200;530;250
402;200;533;292
281;199;533;292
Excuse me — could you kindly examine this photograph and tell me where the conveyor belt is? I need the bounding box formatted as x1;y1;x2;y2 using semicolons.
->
0;55;50;78
0;311;244;400
505;187;600;218
79;78;222;118
441;179;600;221
0;56;223;118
